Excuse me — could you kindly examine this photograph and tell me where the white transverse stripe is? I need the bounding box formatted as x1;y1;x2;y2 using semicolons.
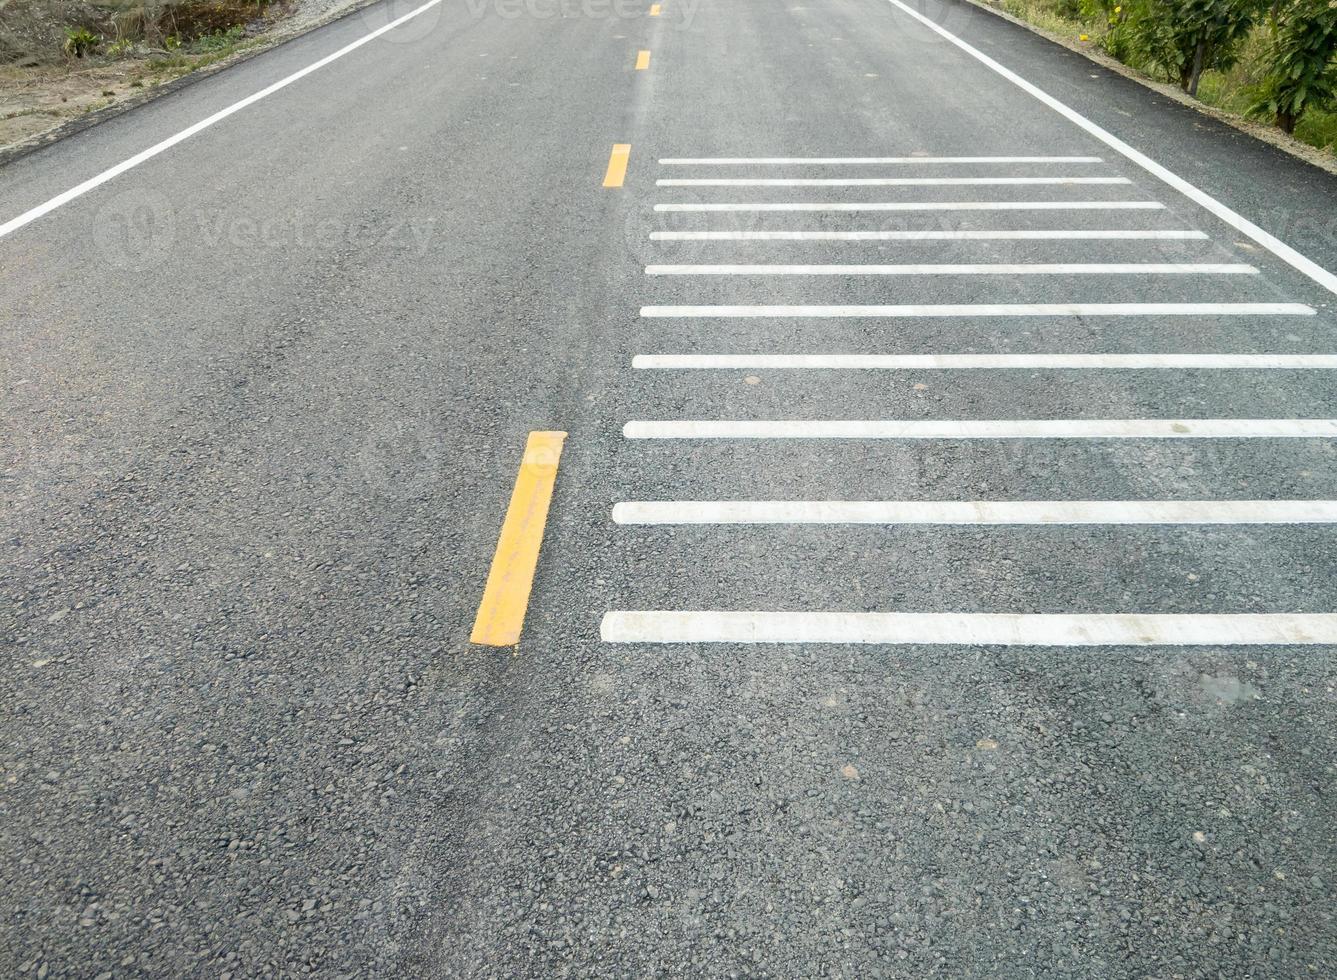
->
600;611;1337;645
643;263;1255;276
0;0;447;240
649;229;1208;241
612;500;1337;525
657;156;1105;164
884;0;1337;296
622;419;1337;439
632;354;1337;369
639;303;1315;318
656;176;1130;186
655;201;1164;212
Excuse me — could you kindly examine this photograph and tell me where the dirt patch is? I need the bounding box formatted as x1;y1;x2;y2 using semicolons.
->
0;0;372;157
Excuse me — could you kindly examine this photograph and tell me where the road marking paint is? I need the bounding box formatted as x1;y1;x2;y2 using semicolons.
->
656;176;1130;186
649;229;1208;241
0;0;447;241
885;0;1337;297
603;143;632;188
650;2;661;13
622;419;1337;439
654;200;1165;212
632;353;1337;369
639;303;1315;318
644;263;1255;276
636;50;651;70
600;611;1337;645
657;156;1105;164
470;431;567;647
613;499;1337;525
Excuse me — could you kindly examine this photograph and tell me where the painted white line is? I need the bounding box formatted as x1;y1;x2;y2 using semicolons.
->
649;229;1208;241
657;156;1105;164
632;353;1337;369
639;303;1315;318
612;499;1337;525
656;176;1130;186
885;0;1337;296
600;611;1337;645
0;0;446;241
655;200;1165;212
622;419;1337;439
643;263;1255;276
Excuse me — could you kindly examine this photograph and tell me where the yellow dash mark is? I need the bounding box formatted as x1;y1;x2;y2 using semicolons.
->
603;143;631;187
635;49;651;70
470;431;568;647
649;3;661;14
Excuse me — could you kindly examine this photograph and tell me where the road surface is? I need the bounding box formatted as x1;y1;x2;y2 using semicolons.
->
2;0;1335;975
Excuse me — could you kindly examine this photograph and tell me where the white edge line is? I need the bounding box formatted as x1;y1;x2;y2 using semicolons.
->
637;303;1316;317
883;0;1337;296
647;230;1210;240
652;201;1167;212
0;0;447;240
599;611;1337;645
655;156;1106;164
611;500;1337;524
642;263;1257;276
621;419;1337;438
630;354;1337;369
654;176;1131;186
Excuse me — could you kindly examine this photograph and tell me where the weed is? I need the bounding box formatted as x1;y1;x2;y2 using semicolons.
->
189;26;246;54
63;27;100;59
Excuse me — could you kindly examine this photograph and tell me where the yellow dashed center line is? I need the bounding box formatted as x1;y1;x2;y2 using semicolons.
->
636;49;651;70
470;431;568;647
649;3;661;15
603;143;631;187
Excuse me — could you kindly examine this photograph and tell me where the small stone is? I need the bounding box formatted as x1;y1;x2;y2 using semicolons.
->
1193;831;1207;844
743;376;761;385
46;608;69;624
841;764;861;780
976;738;999;750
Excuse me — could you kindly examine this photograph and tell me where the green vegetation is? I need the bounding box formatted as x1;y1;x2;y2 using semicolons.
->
62;26;100;58
1248;1;1337;133
995;0;1337;154
189;25;247;54
4;1;276;67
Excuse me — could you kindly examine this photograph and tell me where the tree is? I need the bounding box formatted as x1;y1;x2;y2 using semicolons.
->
1250;0;1337;133
1126;0;1265;95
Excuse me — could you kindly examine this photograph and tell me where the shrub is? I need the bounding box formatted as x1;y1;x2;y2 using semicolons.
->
63;25;100;58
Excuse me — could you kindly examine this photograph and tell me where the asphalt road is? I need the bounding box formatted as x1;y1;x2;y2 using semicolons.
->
2;0;1336;975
